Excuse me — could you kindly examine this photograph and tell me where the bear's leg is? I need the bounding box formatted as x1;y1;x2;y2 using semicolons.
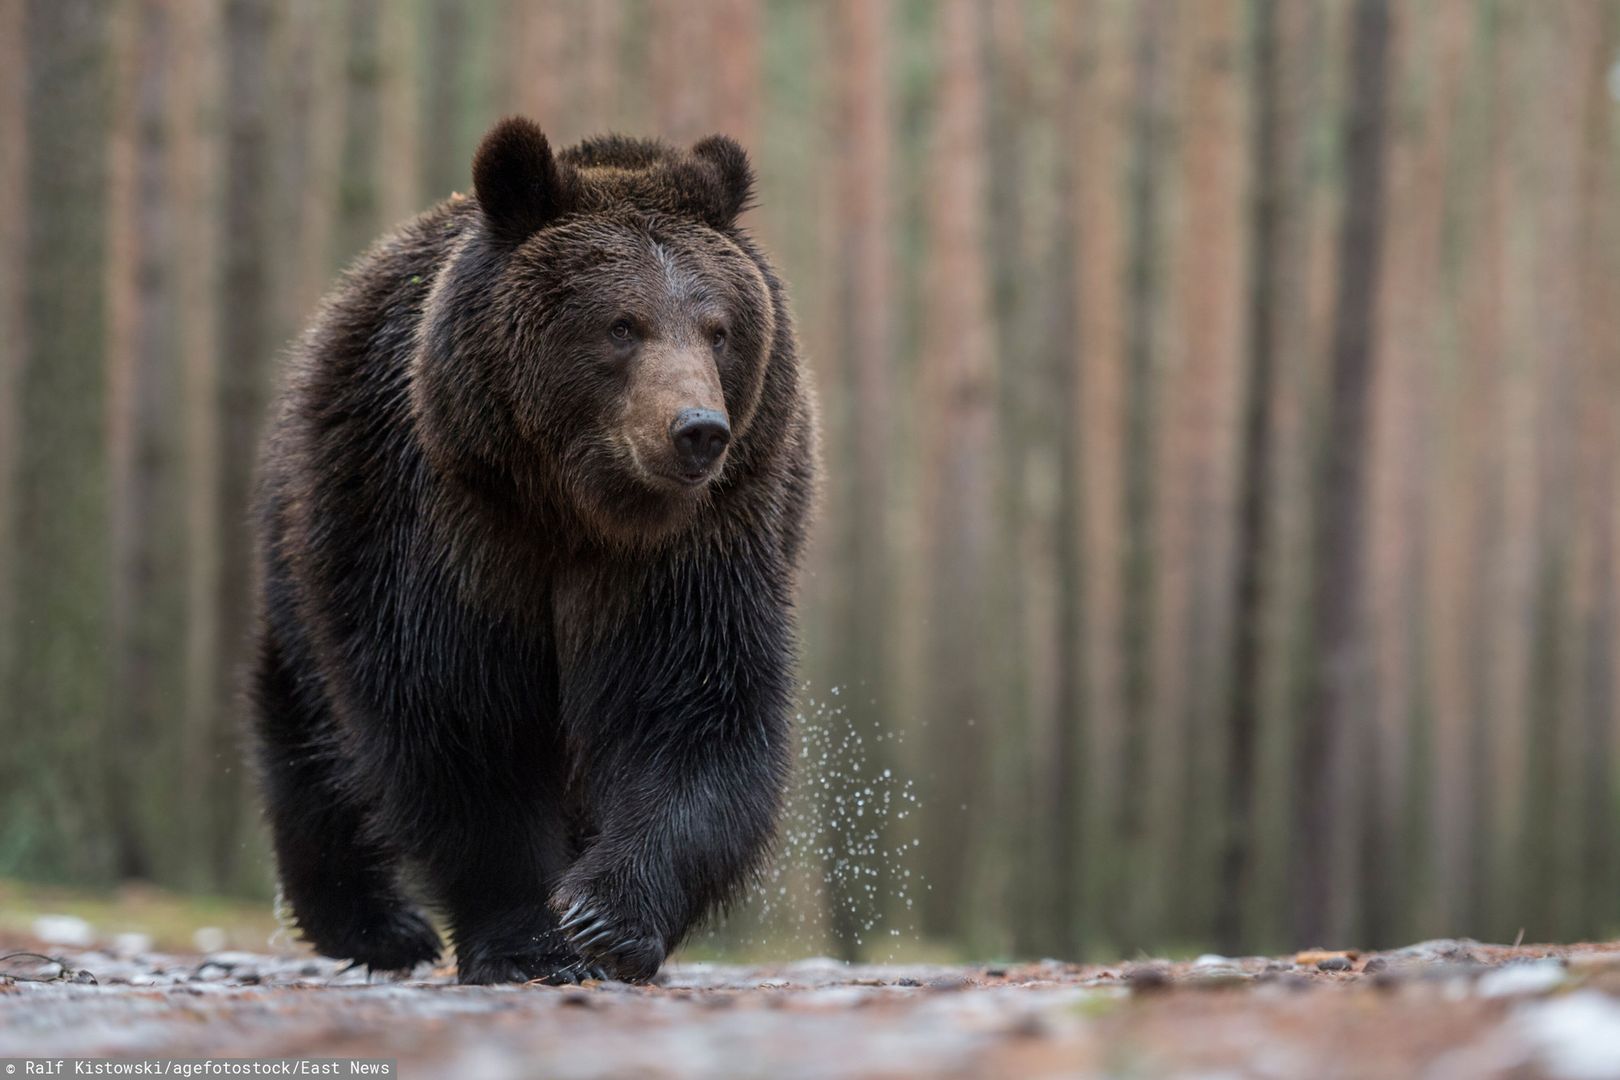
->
550;739;786;983
549;552;796;983
252;630;442;973
429;805;600;985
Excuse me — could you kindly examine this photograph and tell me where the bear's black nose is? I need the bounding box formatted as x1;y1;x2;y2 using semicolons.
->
670;408;731;474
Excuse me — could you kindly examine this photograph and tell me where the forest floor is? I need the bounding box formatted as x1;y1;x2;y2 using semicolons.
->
4;934;1620;1078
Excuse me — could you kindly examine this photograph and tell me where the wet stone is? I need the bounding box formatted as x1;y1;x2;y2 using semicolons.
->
1258;971;1313;993
1126;965;1172;994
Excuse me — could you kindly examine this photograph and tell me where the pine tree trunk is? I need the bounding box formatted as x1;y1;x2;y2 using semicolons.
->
1293;0;1392;949
0;0;28;763
171;0;224;893
16;0;117;880
1163;0;1246;946
1115;0;1170;954
821;0;895;961
107;0;185;882
650;0;709;143
421;0;468;201
336;0;386;263
1045;0;1089;961
215;0;276;888
917;0;995;945
1216;0;1286;955
711;0;760;150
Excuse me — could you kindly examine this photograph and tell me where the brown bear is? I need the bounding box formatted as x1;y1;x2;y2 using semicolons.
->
249;117;818;984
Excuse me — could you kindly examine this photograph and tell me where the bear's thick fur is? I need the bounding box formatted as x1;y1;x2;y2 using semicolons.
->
249;117;817;984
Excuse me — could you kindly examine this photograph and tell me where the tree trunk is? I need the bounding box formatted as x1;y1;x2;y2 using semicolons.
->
1162;0;1247;946
821;0;895;961
1072;0;1131;953
375;2;419;227
421;0;468;201
214;0;276;888
15;0;116;880
980;0;1034;956
917;0;995;945
1114;0;1170;954
1574;0;1619;937
0;0;28;773
337;0;385;264
170;0;224;893
581;0;625;134
1419;0;1481;942
107;0;185;882
650;0;709;143
711;0;761;151
1216;0;1286;955
1045;0;1089;961
507;0;569;141
1293;0;1392;949
282;0;347;326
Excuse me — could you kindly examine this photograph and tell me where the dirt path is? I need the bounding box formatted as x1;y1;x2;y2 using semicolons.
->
5;939;1620;1078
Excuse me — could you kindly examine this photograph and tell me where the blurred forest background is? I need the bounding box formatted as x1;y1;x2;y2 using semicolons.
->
4;0;1620;963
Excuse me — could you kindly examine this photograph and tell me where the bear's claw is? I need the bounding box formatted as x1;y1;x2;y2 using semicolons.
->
553;900;665;983
555;903;592;935
572;923;616;953
457;947;599;986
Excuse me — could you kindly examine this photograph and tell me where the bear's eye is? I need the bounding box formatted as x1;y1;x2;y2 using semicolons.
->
609;318;635;343
711;327;728;350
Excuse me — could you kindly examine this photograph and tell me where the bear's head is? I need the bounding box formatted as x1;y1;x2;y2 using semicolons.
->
412;117;781;547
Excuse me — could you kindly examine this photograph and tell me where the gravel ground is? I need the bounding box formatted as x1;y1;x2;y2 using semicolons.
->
5;938;1620;1078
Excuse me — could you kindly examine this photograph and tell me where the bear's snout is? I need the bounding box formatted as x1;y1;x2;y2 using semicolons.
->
670;408;731;478
623;340;731;491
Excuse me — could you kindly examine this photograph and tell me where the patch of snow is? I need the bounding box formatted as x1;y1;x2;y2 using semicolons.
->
191;927;227;953
32;914;94;947
202;951;263;971
1515;991;1620;1079
783;956;849;974
110;933;152;957
1477;959;1567;999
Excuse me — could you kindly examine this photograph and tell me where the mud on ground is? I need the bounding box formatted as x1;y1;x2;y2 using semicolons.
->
4;938;1620;1078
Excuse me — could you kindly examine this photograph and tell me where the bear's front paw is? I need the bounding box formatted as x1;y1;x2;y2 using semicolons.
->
306;905;442;975
554;898;667;984
455;943;608;986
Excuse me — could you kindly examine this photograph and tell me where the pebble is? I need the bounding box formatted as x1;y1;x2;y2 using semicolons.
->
207;952;265;971
1316;957;1353;972
1126;965;1172;994
1257;971;1312;993
1387;938;1483;965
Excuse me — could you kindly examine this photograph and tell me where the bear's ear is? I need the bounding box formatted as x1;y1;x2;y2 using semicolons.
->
472;117;575;244
688;135;756;229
